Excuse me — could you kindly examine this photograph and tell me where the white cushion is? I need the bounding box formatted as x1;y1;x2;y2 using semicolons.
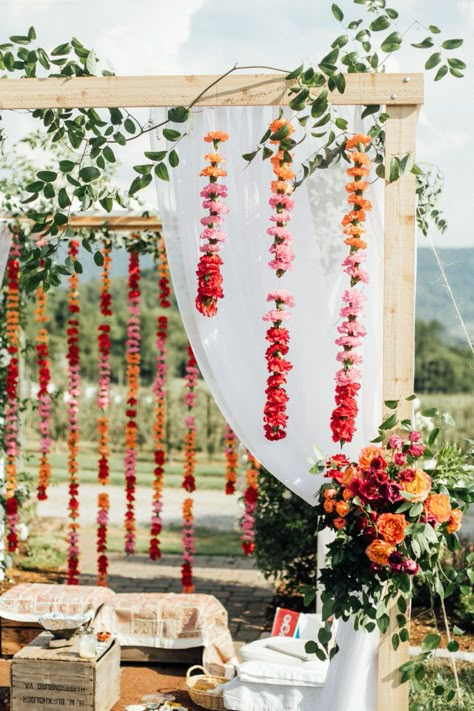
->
237;659;328;687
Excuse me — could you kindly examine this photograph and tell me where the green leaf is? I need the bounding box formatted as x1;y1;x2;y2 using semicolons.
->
103;146;116;163
37;170;57;182
99;196;113;213
9;35;31;45
397;596;407;614
391;633;399;651
399;628;409;642
335;72;346;93
384;399;399;410
388;156;400;183
379;412;398;431
286;64;304;80
448;67;464;78
85;50;97;74
128;174;151;196
168;149;179;168
109;108;123;125
447;640;459;652
38;48;50;70
59;160;75;173
144;151;167;162
428;427;439;446
79;166;101;183
377;614;390;635
429;25;441;34
113;131;126;146
93;250;104;267
311;90;329;118
25;181;44;193
262;146;274;160
411;37;434;49
385;8;398;19
331;3;344;21
73;260;83;274
319;48;339;67
51;42;71;56
361;104;380;119
335;117;348;130
421;407;437;417
410;503;423;518
289;88;310;111
58;188;71;209
425;52;442;70
163;128;181;142
442;39;464;50
43;184;55;199
381;31;403;53
133;164;152;175
167;106;190;123
421;633;441;652
452;625;464;636
434;65;448;81
370;16;390;32
155;162;170;181
28;26;37;40
124;118;137;134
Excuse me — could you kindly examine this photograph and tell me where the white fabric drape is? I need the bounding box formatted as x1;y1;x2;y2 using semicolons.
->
151;106;383;505
0;224;13;287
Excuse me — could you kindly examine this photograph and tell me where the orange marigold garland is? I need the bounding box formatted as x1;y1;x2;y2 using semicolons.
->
223;423;238;495
241;452;259;555
66;239;81;584
124;244;141;554
4;233;21;552
181;344;198;591
34;277;53;501
263;118;296;441
330;134;372;446
96;239;112;585
149;237;170;561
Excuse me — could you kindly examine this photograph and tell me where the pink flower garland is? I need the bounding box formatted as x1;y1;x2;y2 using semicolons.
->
34;280;53;501
124;246;141;554
241;452;259;555
4;233;21;552
182;345;198;592
195;130;229;317
223;423;238;495
263;118;296;441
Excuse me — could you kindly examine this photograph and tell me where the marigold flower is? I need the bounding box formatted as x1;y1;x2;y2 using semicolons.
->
204;130;229;143
346;134;371;150
204;152;225;163
424;493;451;523
200;166;227;178
366;539;396;566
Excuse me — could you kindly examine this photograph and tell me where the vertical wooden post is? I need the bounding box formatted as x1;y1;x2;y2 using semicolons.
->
377;104;419;711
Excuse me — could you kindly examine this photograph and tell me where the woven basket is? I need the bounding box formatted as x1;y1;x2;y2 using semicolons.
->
186;665;227;710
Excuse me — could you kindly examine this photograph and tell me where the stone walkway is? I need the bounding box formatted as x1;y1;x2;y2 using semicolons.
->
80;553;275;642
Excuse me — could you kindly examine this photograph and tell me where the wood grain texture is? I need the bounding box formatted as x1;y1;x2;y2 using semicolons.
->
120;645;203;664
378;103;419;711
0;73;423;109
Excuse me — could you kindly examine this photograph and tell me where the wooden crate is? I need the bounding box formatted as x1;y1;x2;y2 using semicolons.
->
10;632;120;711
0;619;42;657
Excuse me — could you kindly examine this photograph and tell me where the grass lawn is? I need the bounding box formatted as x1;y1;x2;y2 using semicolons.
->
409;660;474;710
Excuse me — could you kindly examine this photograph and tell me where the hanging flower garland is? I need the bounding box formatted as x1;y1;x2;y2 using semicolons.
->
96;239;112;585
124;243;141;555
149;237;170;561
241;452;259;556
66;239;81;584
195;130;229;317
181;344;199;591
263;118;296;441
4;232;21;552
223;423;238;495
330;134;372;446
34;278;53;501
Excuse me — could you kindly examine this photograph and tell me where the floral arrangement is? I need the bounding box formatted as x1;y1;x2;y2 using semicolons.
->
96;239;112;585
313;405;472;654
223;423;238;495
66;239;81;584
195;130;229;317
182;497;195;593
149;237;170;561
241;452;260;555
330;134;372;445
4;232;21;552
181;344;199;591
34;279;53;502
124;244;141;555
263;117;296;441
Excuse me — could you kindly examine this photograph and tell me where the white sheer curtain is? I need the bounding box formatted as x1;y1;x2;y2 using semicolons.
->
0;224;12;286
151;105;383;505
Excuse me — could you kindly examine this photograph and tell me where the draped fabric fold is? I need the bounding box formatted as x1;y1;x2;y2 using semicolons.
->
0;224;13;287
151;106;384;505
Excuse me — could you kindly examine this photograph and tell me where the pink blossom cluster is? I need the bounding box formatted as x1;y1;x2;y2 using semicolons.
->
387;430;426;466
334;288;366;387
267;194;295;275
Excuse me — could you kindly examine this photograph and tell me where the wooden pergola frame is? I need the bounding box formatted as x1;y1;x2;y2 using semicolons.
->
0;72;423;711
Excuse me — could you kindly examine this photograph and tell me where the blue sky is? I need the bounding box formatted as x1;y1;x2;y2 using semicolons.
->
1;0;473;247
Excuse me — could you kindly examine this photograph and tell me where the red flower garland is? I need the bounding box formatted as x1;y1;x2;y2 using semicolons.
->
124;244;141;554
223;423;238;495
96;240;112;585
149;237;170;561
66;240;81;584
330;134;372;446
195;130;229;317
4;232;21;552
263;118;296;441
34;279;53;501
181;344;198;591
241;453;259;555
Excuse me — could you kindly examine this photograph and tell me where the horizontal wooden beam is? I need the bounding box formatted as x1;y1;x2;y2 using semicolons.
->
0;73;423;110
1;215;162;233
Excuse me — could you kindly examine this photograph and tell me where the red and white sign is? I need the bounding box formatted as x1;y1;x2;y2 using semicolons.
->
271;607;300;637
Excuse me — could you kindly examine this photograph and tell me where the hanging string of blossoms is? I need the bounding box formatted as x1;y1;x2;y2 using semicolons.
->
4;232;21;552
263;118;296;441
149;237;170;561
330;134;372;446
195;130;229;317
66;239;81;584
241;452;259;555
96;239;112;585
34;278;53;501
124;242;141;554
223;423;238;495
181;344;199;591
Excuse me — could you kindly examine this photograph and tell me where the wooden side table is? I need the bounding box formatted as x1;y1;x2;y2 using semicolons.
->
10;632;120;711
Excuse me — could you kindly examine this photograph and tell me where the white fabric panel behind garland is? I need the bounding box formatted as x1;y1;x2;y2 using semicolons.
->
0;224;13;286
151;106;383;505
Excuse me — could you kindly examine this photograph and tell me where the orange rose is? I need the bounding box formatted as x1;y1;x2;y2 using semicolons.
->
366;539;396;566
424;493;451;523
358;446;386;470
323;499;335;514
377;513;408;545
342;488;352;501
335;501;350;517
447;509;463;534
323;488;337;499
333;517;347;530
400;468;431;502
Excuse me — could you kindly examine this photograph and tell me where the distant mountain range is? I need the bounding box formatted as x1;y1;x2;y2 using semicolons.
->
416;248;473;344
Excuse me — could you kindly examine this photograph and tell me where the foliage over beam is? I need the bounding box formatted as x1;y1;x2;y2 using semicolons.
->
1;215;163;232
0;73;424;109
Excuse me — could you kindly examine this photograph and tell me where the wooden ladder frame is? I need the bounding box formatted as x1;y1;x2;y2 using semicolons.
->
0;72;424;711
